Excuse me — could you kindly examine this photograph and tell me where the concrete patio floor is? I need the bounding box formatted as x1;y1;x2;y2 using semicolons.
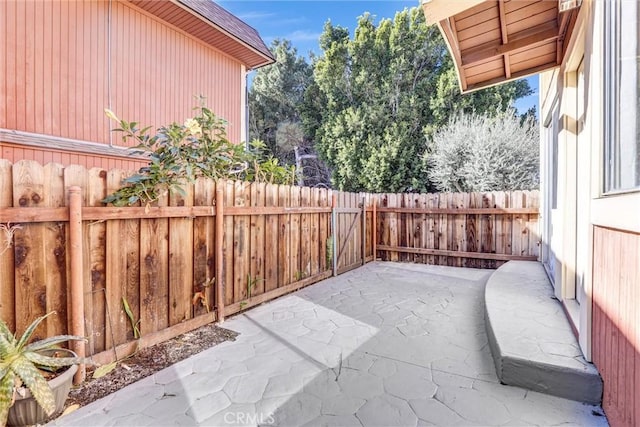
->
54;262;608;426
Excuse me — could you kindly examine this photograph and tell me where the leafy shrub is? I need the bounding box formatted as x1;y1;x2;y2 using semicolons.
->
427;110;539;192
103;105;295;206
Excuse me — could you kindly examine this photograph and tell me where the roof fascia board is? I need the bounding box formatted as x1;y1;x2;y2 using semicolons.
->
168;0;275;68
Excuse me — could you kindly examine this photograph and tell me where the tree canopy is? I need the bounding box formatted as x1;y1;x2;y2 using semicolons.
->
308;8;532;192
249;39;313;156
248;8;535;193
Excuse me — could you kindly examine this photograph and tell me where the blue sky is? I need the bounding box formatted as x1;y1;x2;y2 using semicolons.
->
219;0;538;114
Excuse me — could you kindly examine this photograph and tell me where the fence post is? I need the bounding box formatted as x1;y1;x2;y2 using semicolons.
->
332;194;338;276
68;186;85;385
361;196;366;265
215;188;225;323
372;198;377;261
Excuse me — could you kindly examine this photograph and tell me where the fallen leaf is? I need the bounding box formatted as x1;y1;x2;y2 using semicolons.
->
92;361;117;379
61;404;80;416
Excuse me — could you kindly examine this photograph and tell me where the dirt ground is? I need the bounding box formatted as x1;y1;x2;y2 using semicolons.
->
66;323;238;409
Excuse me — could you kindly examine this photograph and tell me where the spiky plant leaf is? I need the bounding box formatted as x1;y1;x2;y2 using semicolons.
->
0;320;16;347
0;331;16;360
16;312;55;351
0;368;16;426
0;363;8;379
25;335;86;353
24;352;88;368
10;357;56;416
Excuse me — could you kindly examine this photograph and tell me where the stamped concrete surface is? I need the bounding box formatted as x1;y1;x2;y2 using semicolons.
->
54;262;608;426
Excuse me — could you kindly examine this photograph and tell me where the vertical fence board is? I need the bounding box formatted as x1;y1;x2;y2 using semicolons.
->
12;160;47;336
389;193;399;262
278;185;290;287
437;193;447;265
223;180;235;305
526;190;540;259
233;181;250;303
0;160;15;331
426;194;437;265
319;188;328;272
139;190;170;336
300;186;311;278
290;186;301;280
168;183;194;325
481;192;495;269
250;182;266;296
193;177;216;317
401;193;410;263
310;188;320;276
87;168;109;348
415;194;424;264
451;193;463;267
494;192;506;260
105;169;128;348
511;191;524;257
352;192;358;267
264;183;279;292
43;163;67;337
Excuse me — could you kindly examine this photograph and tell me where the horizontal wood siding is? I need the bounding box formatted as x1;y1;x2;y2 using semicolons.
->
0;142;145;171
0;0;243;168
592;226;640;427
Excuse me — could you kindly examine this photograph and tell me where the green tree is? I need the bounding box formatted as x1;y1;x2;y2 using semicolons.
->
249;39;313;157
311;8;531;192
428;110;540;192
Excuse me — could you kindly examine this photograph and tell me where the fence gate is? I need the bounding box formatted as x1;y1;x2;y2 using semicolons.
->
333;193;367;275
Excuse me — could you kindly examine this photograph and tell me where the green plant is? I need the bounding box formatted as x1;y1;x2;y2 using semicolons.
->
122;298;141;339
0;312;89;425
244;140;296;185
102;105;294;207
246;275;265;299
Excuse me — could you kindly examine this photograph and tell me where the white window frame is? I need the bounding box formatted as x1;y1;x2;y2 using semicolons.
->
603;0;640;194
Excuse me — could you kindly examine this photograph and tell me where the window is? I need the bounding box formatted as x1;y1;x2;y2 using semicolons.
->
604;0;640;193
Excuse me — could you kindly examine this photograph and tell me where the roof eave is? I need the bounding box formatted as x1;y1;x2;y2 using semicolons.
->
423;0;579;94
170;0;274;68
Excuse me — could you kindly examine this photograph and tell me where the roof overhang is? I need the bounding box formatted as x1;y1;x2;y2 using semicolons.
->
422;0;581;93
128;0;275;70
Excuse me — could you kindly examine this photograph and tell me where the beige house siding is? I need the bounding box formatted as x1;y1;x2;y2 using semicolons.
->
539;1;639;425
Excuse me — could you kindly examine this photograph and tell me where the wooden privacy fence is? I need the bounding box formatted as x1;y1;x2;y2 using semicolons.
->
374;191;540;269
0;160;365;369
0;160;539;374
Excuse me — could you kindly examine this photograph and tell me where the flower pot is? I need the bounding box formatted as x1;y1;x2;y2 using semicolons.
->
7;349;78;427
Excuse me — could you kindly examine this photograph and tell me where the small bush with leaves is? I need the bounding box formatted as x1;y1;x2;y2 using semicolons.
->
0;312;90;425
103;105;294;207
427;109;540;192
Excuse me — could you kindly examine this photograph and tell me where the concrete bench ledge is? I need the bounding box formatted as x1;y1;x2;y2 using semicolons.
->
484;261;603;404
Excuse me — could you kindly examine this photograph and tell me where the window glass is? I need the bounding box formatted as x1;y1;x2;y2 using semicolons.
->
605;0;640;192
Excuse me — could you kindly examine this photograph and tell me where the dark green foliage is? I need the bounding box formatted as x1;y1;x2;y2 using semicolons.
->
311;8;532;192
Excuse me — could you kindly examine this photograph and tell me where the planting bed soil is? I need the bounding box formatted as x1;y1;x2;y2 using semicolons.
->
65;323;237;410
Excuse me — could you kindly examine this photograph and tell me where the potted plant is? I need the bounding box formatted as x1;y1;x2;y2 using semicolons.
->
0;312;90;426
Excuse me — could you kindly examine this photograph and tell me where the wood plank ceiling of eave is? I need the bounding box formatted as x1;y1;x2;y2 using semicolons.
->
441;0;579;93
